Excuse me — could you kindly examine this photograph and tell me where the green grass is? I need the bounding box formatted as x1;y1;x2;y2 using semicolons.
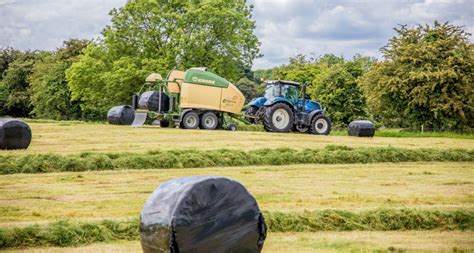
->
5;121;473;155
1;208;472;249
1;162;472;226
1;145;473;174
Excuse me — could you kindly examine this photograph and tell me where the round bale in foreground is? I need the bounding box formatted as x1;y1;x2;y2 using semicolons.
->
140;176;266;253
0;118;32;150
107;105;135;125
348;120;375;137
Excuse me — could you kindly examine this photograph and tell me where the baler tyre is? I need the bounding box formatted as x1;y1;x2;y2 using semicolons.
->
263;103;293;133
182;111;199;129
309;114;331;135
200;112;218;130
228;124;237;131
245;106;259;124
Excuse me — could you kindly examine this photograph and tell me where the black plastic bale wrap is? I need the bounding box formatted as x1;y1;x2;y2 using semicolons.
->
140;176;267;253
138;91;170;112
348;120;375;137
0;118;32;150
107;105;135;125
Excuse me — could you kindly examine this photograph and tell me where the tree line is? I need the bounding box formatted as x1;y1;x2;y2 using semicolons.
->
0;0;472;131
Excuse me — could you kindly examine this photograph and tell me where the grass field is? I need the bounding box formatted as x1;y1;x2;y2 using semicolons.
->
3;121;472;155
1;121;473;251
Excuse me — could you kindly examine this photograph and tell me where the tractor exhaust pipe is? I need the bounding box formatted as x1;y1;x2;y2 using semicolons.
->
301;82;307;111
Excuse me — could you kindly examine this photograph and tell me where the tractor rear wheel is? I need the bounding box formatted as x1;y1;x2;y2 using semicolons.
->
263;103;293;133
200;112;218;130
309;114;331;135
182;111;199;129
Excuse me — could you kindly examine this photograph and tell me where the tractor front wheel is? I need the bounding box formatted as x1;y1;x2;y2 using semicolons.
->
182;111;199;129
309;114;331;135
263;103;293;133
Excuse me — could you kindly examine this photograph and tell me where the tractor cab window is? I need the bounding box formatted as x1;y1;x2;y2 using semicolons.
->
264;84;280;99
281;85;299;104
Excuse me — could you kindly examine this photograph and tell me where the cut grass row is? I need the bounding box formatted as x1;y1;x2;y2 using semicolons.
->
1;145;473;174
1;208;472;249
7;231;472;253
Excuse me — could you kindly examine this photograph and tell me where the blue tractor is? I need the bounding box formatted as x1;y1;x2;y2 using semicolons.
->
245;80;331;135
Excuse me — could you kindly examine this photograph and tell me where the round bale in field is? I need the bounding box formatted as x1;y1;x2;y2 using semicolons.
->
140;176;266;253
107;105;135;125
0;118;32;150
348;120;375;137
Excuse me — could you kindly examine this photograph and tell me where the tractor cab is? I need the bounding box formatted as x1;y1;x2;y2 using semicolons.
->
263;80;300;105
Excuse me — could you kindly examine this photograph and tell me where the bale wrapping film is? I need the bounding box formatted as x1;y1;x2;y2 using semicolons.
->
0;118;32;149
140;176;266;253
138;91;169;112
348;120;375;137
107;105;135;125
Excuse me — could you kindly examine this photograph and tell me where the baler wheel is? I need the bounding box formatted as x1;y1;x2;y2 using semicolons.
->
182;111;199;129
200;112;218;130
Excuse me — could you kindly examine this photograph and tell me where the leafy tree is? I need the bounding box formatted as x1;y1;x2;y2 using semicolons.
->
0;51;48;117
235;77;262;102
360;22;473;130
67;0;260;116
312;56;374;126
29;39;89;120
265;54;372;126
271;54;324;84
0;47;21;79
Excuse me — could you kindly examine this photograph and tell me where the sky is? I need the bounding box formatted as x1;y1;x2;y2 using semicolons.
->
0;0;473;69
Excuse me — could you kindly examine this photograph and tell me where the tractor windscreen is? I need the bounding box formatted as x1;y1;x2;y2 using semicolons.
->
264;84;280;99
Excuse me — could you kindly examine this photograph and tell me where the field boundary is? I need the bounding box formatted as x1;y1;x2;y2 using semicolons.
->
1;208;472;249
0;145;473;174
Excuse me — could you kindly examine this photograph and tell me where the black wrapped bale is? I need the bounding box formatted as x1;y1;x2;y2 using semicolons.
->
138;91;169;112
107;105;135;125
348;120;375;137
0;118;32;150
140;176;266;253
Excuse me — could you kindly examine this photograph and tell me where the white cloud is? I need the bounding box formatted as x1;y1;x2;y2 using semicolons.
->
250;0;473;69
0;0;472;69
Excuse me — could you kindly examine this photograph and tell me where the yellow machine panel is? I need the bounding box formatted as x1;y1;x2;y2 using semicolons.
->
180;82;222;111
180;82;245;114
220;83;245;114
166;70;184;94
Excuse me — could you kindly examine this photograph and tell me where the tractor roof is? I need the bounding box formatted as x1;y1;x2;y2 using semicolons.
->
265;80;300;86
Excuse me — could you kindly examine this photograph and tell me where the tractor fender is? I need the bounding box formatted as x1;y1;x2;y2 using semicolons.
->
307;109;324;123
263;97;296;110
247;97;267;109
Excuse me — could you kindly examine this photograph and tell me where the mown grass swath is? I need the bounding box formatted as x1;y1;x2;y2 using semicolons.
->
1;145;473;174
1;209;472;249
